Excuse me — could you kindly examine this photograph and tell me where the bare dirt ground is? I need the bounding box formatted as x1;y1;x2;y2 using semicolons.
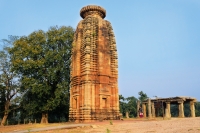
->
0;117;200;133
66;117;200;133
0;123;68;133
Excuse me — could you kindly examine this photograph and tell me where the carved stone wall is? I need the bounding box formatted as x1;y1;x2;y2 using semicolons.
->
69;5;119;122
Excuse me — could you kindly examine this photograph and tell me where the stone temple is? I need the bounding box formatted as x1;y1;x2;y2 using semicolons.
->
69;5;119;122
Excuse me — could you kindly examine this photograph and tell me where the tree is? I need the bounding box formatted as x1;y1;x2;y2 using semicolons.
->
119;95;137;118
125;96;137;117
9;26;74;123
0;47;20;126
119;94;126;116
170;104;178;117
138;91;148;103
119;94;125;101
184;103;190;117
0;85;6;119
195;102;200;117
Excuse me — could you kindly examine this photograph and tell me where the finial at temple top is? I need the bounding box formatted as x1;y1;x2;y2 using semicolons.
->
80;5;106;19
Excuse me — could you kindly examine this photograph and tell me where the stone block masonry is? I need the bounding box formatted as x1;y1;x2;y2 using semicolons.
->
69;5;120;122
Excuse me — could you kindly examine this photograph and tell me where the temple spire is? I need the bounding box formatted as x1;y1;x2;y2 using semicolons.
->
69;5;119;122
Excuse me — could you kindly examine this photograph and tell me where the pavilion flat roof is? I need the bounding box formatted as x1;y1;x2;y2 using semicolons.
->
143;96;197;103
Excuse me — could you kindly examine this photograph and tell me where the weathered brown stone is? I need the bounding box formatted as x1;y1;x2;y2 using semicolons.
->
165;102;171;118
143;96;197;118
178;101;184;118
148;99;152;118
137;100;140;118
69;5;119;122
126;112;129;118
142;103;147;118
190;101;195;117
151;102;155;117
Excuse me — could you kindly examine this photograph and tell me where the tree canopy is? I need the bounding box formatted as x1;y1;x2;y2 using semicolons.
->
9;26;74;123
138;91;148;103
119;93;140;118
0;46;20;125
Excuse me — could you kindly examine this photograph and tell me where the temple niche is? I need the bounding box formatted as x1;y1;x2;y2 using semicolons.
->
69;5;120;122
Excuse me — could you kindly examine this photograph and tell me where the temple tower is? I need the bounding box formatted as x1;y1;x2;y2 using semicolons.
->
69;5;119;122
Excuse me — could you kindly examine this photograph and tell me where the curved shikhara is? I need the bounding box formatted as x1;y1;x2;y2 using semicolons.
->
69;5;119;122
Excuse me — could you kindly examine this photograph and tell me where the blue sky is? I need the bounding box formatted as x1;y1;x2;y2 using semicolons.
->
0;0;200;100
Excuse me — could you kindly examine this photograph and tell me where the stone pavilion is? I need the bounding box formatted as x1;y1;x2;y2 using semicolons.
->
139;96;196;118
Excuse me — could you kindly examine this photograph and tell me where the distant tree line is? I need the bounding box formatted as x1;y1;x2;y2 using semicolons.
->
0;26;200;126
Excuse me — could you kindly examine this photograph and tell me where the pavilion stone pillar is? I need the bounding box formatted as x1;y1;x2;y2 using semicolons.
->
190;101;196;117
151;102;155;118
142;103;146;118
137;100;140;118
178;101;185;118
165;102;171;118
126;112;129;118
148;99;152;118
